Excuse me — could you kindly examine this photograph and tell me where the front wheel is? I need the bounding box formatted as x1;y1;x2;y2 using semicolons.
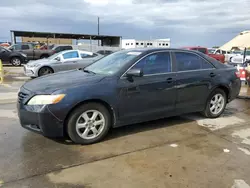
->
11;57;22;66
67;103;111;144
202;89;227;118
38;67;53;77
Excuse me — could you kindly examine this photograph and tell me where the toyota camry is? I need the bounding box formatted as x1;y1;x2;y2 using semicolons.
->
17;48;241;144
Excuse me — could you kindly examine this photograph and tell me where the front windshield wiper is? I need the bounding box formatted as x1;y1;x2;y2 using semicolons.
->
83;69;96;74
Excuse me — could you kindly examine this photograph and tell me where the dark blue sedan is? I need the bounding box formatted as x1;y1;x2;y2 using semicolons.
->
17;48;241;144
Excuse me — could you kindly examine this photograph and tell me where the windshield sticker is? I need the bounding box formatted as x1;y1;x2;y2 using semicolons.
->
127;52;142;55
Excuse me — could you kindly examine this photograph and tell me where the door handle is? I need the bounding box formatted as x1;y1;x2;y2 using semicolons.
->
166;77;173;83
210;72;216;77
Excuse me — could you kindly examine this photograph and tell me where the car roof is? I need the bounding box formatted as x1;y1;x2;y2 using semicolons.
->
123;47;200;53
60;49;94;56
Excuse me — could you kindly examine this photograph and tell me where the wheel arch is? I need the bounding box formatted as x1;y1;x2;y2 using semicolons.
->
38;66;54;76
63;99;116;136
210;84;230;102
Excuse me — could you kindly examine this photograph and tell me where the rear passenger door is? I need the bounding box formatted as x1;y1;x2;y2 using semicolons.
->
173;51;216;112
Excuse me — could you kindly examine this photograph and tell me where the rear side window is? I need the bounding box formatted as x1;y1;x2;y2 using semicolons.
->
131;52;171;75
175;52;214;71
63;51;79;59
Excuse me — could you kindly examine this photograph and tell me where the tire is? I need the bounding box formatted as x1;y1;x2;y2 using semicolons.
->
67;103;111;144
38;67;54;77
10;57;22;66
40;54;49;59
202;88;227;118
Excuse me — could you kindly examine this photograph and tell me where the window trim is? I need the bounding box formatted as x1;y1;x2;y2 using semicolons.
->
120;50;216;79
120;50;173;79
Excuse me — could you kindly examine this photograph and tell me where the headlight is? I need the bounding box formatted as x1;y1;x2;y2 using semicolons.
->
21;53;27;57
27;94;65;105
27;64;41;68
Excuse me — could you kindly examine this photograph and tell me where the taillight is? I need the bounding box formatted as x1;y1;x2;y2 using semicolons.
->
235;71;240;78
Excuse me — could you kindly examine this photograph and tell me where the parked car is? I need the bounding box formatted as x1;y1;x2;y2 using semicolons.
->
231;50;250;64
8;43;54;60
8;43;73;60
183;46;225;63
23;50;103;77
17;48;241;144
0;46;28;66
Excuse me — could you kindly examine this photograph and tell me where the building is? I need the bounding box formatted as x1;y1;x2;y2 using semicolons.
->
220;31;250;51
122;39;170;49
21;37;72;44
10;30;122;51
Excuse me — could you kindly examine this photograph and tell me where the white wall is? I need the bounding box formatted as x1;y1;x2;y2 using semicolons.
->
122;39;170;49
122;39;136;49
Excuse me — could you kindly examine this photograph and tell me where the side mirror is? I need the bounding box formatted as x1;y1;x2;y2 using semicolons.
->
55;57;61;61
126;68;143;78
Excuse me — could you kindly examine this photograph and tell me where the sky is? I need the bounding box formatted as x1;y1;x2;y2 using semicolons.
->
0;0;250;47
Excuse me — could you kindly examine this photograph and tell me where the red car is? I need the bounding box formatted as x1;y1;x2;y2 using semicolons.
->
182;46;225;64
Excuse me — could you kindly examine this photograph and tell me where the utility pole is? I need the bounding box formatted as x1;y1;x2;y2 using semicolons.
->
98;17;100;46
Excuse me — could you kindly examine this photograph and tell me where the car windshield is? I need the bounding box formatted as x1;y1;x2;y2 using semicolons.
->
84;50;142;75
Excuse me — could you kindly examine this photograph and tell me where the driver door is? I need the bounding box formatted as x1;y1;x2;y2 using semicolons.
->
117;51;177;124
60;51;81;71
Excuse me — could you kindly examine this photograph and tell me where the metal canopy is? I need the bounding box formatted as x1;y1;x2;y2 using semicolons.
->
10;30;121;41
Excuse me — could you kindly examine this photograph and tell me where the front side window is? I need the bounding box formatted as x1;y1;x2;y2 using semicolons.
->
21;45;30;50
63;51;79;59
131;52;171;75
175;52;214;71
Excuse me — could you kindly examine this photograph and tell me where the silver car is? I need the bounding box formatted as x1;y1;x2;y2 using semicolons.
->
23;50;103;77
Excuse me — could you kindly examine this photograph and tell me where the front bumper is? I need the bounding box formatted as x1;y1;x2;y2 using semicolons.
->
17;88;64;138
23;65;38;77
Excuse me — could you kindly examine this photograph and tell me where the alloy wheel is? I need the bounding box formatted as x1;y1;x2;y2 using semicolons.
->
76;110;105;140
209;93;225;115
12;58;21;66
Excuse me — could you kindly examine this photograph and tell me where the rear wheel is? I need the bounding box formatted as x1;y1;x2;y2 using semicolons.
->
202;89;227;118
67;103;111;144
38;67;53;77
11;57;22;66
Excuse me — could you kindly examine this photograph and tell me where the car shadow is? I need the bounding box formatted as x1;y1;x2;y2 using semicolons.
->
52;115;195;145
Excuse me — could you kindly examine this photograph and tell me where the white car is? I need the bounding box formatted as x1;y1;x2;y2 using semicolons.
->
231;50;250;64
23;50;103;77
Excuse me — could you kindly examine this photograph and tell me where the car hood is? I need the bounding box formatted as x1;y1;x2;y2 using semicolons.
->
22;69;106;93
27;59;56;66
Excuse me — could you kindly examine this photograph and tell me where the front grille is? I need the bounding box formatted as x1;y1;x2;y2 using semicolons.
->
18;92;28;103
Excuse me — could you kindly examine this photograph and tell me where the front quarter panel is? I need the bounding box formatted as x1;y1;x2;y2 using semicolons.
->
47;77;118;122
